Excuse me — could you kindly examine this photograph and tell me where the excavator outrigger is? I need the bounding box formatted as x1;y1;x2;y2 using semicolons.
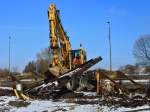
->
48;4;86;76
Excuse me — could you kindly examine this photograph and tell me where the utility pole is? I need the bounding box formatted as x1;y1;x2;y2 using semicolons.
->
9;36;11;74
107;21;112;72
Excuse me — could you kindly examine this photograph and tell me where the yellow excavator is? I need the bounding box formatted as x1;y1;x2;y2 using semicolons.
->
48;4;86;77
10;4;101;100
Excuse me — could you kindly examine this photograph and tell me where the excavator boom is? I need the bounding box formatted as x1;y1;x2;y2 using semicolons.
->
48;4;71;68
48;4;86;71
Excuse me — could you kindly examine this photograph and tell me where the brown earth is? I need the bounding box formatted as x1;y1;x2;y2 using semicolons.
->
8;101;30;108
0;89;14;96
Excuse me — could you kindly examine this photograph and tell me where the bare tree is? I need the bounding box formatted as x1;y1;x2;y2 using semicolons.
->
119;64;136;74
36;59;49;74
133;35;150;66
23;48;51;74
12;67;19;73
144;66;150;73
23;61;36;73
0;68;9;77
36;48;51;62
36;48;51;74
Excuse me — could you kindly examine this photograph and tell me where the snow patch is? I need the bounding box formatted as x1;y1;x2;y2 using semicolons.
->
1;96;150;112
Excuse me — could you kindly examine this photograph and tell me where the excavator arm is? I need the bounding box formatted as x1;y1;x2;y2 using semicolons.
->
48;4;71;68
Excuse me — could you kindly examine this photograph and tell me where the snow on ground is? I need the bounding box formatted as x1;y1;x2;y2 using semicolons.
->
75;91;97;96
122;80;150;83
0;96;16;111
1;96;150;112
0;87;13;90
11;100;73;112
82;92;97;96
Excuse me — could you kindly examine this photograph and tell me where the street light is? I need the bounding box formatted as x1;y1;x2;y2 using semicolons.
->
9;36;11;74
107;21;112;72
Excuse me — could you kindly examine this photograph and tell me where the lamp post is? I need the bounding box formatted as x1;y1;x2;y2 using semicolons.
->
107;21;112;72
9;36;11;74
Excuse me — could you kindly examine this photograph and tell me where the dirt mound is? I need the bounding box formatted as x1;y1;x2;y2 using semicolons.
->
0;89;14;96
8;101;30;107
99;95;150;108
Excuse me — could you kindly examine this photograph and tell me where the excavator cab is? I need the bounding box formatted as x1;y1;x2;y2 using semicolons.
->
71;49;86;67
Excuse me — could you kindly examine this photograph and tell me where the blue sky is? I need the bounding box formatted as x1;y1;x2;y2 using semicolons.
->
0;0;150;72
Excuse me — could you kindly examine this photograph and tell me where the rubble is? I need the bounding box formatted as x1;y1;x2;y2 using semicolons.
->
0;88;14;96
8;101;30;108
1;57;150;111
99;94;150;109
